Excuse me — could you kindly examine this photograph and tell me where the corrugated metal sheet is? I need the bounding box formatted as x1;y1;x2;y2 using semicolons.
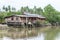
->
16;12;45;18
5;12;45;18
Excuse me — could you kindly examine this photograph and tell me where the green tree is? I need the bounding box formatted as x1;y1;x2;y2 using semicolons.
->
33;6;36;13
0;12;5;23
12;7;16;11
3;6;8;12
36;7;43;15
44;4;58;25
8;5;11;12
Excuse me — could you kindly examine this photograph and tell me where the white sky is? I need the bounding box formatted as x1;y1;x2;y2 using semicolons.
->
0;0;60;11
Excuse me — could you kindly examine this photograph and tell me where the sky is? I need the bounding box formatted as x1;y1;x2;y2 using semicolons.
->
0;0;60;11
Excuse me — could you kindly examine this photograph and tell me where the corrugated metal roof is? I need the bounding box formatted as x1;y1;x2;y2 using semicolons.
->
23;12;45;18
5;12;45;18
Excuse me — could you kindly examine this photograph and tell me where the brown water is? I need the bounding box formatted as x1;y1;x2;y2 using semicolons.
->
0;26;60;40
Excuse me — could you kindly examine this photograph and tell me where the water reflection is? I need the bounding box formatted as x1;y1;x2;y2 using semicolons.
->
3;33;44;40
1;26;60;40
5;28;38;38
0;26;46;40
55;33;60;40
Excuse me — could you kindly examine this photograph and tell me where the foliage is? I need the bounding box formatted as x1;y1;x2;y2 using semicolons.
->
44;4;60;25
35;20;41;27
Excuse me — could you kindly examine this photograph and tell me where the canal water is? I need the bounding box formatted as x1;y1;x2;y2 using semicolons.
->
3;33;44;40
0;26;60;40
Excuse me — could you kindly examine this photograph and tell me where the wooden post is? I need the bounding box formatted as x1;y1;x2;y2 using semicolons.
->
24;17;28;40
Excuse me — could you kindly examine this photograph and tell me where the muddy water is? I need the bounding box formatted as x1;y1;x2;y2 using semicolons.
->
0;26;60;40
